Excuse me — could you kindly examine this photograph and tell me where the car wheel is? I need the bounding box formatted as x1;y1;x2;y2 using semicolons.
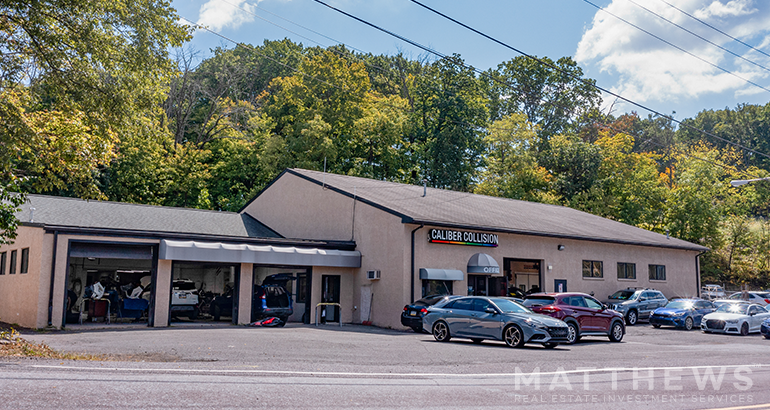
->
764;334;770;340
565;322;579;344
503;325;525;348
432;321;451;342
410;326;423;333
626;310;638;326
684;317;694;331
212;305;221;321
651;324;661;329
609;321;624;342
471;338;483;344
740;322;749;336
543;342;558;349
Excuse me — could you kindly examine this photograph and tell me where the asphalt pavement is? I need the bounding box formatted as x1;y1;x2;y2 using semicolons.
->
1;322;769;409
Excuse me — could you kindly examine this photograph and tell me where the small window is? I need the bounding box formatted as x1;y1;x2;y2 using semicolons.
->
582;260;603;278
20;248;29;274
9;250;17;274
451;298;474;311
648;264;666;281
617;262;636;279
473;298;494;312
296;275;308;304
0;251;5;275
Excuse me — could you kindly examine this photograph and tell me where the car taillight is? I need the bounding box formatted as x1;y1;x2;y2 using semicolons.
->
420;308;428;314
765;299;770;304
540;306;561;313
403;306;408;312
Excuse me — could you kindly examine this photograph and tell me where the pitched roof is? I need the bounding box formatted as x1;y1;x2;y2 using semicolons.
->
17;194;281;239
283;168;708;252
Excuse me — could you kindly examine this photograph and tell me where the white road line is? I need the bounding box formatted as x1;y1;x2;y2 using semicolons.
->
25;363;770;378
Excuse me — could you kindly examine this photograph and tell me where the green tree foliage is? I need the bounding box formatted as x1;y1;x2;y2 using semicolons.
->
475;113;553;202
410;56;488;191
482;56;601;142
540;134;602;201
0;0;189;242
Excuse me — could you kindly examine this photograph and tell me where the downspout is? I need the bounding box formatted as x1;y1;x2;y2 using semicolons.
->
47;230;59;326
696;250;707;298
410;224;424;303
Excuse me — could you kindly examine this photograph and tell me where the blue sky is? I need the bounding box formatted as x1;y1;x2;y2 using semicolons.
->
171;0;770;122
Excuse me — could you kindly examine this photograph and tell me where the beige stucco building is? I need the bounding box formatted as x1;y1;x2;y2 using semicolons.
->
0;168;707;330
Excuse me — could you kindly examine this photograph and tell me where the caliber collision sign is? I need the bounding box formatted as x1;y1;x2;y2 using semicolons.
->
428;229;499;247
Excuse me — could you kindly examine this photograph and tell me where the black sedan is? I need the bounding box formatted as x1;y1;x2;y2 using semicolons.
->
401;295;460;332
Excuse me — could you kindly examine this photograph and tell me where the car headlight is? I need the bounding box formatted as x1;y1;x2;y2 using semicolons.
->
524;318;547;329
672;311;687;317
725;319;739;324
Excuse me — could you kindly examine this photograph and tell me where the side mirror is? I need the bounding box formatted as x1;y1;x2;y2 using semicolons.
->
485;307;497;314
639;297;647;301
602;304;609;310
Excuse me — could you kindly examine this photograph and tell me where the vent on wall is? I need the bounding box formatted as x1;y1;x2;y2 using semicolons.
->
367;270;381;280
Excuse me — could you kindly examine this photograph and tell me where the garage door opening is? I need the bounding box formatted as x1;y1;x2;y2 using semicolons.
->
505;258;542;297
172;262;239;323
66;242;155;326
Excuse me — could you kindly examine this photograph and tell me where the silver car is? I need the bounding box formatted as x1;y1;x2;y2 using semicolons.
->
422;296;570;348
701;303;770;335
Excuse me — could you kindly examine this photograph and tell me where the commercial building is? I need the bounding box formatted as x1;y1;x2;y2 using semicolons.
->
0;168;708;329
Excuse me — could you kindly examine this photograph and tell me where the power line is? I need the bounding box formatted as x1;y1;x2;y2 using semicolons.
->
579;0;770;94
404;0;770;162
626;0;770;74
657;0;770;61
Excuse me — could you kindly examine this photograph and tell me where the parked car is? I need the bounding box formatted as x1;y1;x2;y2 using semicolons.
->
422;296;570;348
401;295;460;333
209;283;293;323
761;318;770;339
522;293;625;344
604;288;668;326
701;284;726;300
170;279;199;319
649;298;715;330
701;303;770;335
723;291;770;306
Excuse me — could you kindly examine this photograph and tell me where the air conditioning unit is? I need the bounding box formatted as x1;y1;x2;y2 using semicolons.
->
367;270;381;280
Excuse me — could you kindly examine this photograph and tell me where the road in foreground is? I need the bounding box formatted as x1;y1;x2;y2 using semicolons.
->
1;323;769;409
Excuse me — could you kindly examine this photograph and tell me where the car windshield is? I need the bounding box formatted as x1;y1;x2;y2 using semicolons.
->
665;300;695;309
490;298;531;314
522;297;554;307
609;290;636;300
715;304;749;314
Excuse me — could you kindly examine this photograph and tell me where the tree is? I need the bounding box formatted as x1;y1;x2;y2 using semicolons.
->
540;134;602;202
482;56;601;143
475;113;553;202
0;0;190;243
410;55;488;191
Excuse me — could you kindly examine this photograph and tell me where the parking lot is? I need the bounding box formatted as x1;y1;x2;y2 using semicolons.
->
1;322;769;409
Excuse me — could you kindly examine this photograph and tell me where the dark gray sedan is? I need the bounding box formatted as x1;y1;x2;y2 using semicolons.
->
422;296;570;348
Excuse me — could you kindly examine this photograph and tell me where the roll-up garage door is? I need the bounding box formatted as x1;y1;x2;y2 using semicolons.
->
69;242;154;260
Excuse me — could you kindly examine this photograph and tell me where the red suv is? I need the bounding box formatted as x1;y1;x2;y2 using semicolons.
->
522;293;625;344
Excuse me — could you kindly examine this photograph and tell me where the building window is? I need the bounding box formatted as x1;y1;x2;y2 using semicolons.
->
582;260;603;278
0;251;5;275
649;264;666;281
9;250;17;274
20;248;29;274
423;280;453;297
617;262;636;279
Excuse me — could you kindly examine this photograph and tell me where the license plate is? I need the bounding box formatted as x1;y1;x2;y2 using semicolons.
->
179;294;187;299
409;311;417;316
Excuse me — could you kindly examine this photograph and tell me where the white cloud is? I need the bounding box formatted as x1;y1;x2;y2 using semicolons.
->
197;0;259;32
575;0;770;108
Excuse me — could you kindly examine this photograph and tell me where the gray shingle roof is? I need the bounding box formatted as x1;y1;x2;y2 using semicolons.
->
285;169;708;251
17;195;281;239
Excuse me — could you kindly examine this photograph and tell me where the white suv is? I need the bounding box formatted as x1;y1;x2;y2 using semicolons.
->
171;279;199;319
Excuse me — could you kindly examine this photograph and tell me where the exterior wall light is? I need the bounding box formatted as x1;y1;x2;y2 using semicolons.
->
557;245;565;251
